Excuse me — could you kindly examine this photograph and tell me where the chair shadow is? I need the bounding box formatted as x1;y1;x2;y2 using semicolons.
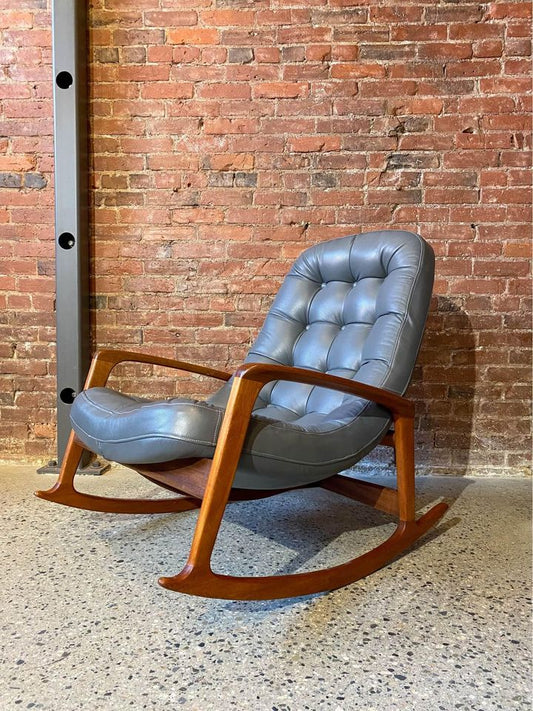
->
83;467;469;611
215;474;466;576
413;295;477;476
352;295;477;478
208;479;465;611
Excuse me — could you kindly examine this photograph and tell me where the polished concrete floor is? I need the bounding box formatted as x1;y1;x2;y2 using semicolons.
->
0;465;531;711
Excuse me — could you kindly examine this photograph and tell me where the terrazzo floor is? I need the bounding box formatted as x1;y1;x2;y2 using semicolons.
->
0;465;531;711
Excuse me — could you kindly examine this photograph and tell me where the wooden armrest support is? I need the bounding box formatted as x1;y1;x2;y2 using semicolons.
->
84;349;231;389
233;362;414;419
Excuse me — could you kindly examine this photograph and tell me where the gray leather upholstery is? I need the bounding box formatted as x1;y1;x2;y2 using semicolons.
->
71;230;434;489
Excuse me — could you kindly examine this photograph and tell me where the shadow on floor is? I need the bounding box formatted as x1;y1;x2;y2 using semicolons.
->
82;471;469;609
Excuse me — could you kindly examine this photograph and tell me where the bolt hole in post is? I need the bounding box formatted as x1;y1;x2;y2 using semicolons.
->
58;232;75;250
56;71;73;89
59;388;76;404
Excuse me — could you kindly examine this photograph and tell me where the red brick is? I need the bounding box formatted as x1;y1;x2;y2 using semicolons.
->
116;66;171;82
172;46;201;64
482;187;531;204
306;45;332;62
207;154;254;172
278;26;331;44
254;47;280;63
473;40;504;58
474;260;530;277
113;28;165;46
450;23;503;41
201;10;255;26
331;63;387;79
167;28;219;45
445;60;502;79
487;2;532;19
288;136;342;153
390;98;444;115
480;77;531;94
425;188;480;205
141;83;194;99
370;6;423;22
459;95;517;114
204;117;260;135
253;83;309;99
198;83;251;100
503;242;532;258
418;43;473;60
393;25;448;43
144;11;197;27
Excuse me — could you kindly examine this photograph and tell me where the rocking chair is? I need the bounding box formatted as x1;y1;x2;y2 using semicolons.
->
36;230;448;599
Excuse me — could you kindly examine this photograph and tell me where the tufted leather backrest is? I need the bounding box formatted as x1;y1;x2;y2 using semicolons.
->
239;230;434;423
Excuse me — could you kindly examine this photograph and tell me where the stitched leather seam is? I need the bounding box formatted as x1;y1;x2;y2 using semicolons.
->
321;326;341;380
305;282;322;326
239;418;392;467
269;308;304;325
83;390;218;416
72;420;219;449
348;233;358;281
380;234;425;394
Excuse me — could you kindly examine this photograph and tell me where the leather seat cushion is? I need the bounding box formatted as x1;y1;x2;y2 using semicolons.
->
71;386;391;489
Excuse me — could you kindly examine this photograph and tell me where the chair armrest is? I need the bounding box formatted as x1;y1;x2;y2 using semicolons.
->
84;349;231;389
233;362;414;419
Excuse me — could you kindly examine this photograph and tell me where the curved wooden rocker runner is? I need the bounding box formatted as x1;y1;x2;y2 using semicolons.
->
36;232;449;600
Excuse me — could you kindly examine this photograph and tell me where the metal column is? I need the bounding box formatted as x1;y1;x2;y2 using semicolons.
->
40;0;92;471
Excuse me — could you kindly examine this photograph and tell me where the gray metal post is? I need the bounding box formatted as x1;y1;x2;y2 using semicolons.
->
39;0;100;472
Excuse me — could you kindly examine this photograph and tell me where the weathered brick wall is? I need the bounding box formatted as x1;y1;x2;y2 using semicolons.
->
1;0;531;474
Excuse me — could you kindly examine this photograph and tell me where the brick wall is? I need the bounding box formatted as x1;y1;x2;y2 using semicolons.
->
1;0;531;475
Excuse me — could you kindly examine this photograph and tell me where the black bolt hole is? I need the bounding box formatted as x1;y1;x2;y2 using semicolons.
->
60;388;76;404
58;232;75;250
56;71;73;89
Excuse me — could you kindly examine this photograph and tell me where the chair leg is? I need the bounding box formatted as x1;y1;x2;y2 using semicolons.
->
35;431;201;515
394;414;416;523
159;411;448;600
159;377;261;593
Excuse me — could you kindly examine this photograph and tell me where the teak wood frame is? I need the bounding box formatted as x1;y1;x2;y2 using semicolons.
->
36;349;448;600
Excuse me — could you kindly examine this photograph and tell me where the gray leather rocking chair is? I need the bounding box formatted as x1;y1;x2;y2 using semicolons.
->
37;230;448;600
